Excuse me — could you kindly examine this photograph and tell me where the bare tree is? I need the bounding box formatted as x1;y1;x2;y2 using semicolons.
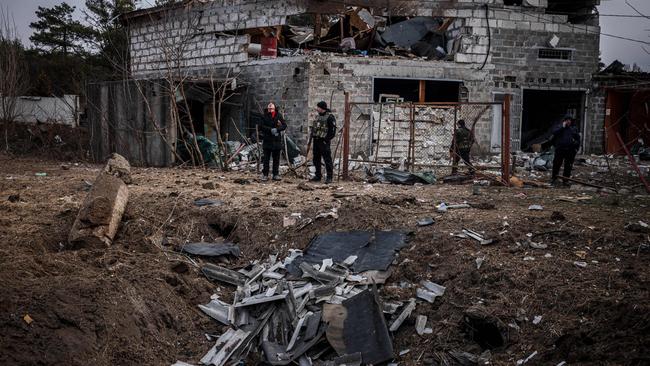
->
0;7;29;150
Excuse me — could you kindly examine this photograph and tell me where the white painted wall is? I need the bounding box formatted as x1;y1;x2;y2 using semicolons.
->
1;95;80;127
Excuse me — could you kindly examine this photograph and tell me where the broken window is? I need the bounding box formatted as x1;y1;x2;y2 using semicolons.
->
373;78;460;103
246;9;456;60
537;48;573;61
546;0;599;24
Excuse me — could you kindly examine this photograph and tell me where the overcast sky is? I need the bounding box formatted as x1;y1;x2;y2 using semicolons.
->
2;0;649;70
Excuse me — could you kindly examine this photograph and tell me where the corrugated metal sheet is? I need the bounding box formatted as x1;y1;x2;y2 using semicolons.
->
86;79;175;167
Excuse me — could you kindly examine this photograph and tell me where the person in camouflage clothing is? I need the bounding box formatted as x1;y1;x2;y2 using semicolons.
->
450;119;475;174
310;101;336;183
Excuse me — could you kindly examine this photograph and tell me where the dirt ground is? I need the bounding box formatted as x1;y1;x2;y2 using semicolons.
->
1;153;649;366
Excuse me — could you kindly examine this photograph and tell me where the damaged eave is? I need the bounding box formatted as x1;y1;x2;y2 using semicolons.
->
305;0;430;17
119;0;190;24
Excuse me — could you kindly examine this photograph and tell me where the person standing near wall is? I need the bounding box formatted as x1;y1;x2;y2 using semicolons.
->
260;102;287;181
310;101;336;184
450;119;475;175
551;115;581;186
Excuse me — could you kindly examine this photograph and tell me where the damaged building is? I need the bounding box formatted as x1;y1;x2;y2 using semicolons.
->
88;0;603;165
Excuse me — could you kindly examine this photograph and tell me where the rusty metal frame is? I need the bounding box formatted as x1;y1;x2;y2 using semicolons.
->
341;98;511;183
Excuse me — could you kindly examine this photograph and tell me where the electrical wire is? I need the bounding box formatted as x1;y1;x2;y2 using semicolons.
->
505;7;650;45
478;3;490;71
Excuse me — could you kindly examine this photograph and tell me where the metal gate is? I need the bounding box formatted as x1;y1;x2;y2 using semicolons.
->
341;94;511;183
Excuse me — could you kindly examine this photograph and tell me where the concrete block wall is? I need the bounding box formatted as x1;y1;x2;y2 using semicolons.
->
586;91;605;154
238;57;311;147
440;4;600;151
306;56;496;157
128;0;306;78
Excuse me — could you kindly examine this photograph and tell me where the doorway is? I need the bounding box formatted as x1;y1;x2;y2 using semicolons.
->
521;89;584;151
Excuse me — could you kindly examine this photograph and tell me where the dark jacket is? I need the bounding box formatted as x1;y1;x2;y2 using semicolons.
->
260;110;287;150
453;126;474;151
551;123;580;151
313;112;336;142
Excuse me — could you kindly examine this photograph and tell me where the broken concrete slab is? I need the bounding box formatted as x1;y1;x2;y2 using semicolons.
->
68;154;130;248
102;153;132;184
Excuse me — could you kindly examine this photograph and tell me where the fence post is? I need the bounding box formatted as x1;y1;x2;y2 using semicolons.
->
501;94;511;185
342;92;350;180
409;103;415;171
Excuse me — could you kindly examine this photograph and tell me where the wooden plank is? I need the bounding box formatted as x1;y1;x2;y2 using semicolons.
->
418;80;426;103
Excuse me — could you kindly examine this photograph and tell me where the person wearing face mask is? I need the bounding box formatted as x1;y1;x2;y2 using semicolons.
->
259;102;287;181
310;101;336;184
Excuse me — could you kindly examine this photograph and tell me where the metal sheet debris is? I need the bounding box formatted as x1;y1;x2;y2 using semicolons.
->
288;230;408;275
389;298;416;332
193;198;224;207
180;242;240;257
322;289;393;365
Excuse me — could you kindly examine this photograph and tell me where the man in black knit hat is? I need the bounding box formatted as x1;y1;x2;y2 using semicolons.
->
310;101;336;183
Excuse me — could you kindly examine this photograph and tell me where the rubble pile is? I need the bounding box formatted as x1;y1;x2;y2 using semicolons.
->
175;230;444;366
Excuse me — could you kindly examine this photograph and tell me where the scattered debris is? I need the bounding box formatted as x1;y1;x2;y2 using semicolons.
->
475;256;485;269
194;198;224;207
457;229;494;246
389;298;416;332
557;195;592;203
8;194;20;202
528;205;544;211
180;242;240;257
417;217;435;227
35;172;47;177
527;239;548;250
288;230;408;275
449;350;492;365
532;315;542;325
283;213;302;228
516;350;538;365
323;289;393;364
315;207;339;220
415;315;433;336
574;261;588;268
509;176;524;188
373;168;435;185
23;314;33;325
416;280;446;303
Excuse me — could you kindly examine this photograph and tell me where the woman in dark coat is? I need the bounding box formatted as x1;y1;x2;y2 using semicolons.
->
259;102;287;181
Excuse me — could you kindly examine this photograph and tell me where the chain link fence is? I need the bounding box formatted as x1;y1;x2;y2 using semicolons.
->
343;100;510;181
